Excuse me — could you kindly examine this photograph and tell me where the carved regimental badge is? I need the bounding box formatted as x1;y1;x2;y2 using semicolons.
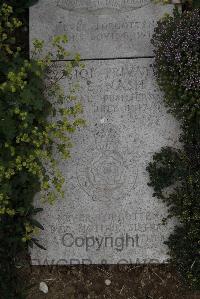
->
76;125;138;202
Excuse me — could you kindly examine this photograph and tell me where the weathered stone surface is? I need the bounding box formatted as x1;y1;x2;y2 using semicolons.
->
30;0;174;59
31;59;180;265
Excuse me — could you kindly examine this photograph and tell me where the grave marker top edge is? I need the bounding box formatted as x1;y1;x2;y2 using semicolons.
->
30;1;174;59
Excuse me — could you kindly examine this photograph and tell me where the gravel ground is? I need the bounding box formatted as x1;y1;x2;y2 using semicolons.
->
19;264;200;299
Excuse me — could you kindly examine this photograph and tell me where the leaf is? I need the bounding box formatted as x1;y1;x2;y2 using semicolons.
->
0;117;17;140
28;240;33;249
31;207;43;215
31;238;46;250
30;219;44;230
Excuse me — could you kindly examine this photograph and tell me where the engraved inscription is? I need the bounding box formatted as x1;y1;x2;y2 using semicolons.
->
30;59;179;265
60;59;179;207
30;1;174;58
55;18;157;45
50;211;164;235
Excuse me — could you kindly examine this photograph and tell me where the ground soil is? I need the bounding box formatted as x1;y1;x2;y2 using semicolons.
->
19;264;200;299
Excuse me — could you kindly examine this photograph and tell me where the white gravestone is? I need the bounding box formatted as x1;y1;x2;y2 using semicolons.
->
31;59;180;265
30;0;174;59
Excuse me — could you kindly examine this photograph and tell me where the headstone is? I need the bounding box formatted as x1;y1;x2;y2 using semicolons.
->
30;0;180;265
30;0;174;59
31;59;180;265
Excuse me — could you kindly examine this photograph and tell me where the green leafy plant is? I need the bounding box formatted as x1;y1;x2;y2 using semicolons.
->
147;8;200;289
183;0;200;9
152;0;200;9
0;0;39;11
0;3;84;298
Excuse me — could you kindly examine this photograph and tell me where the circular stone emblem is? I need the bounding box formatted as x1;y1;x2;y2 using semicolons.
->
76;125;138;201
